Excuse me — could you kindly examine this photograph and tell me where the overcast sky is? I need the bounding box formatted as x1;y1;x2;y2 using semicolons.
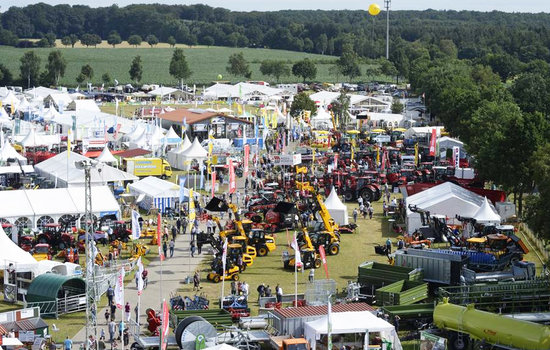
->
0;0;548;13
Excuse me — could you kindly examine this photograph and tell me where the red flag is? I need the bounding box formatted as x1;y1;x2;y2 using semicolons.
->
161;299;169;350
380;151;386;170
157;213;165;261
333;153;339;172
429;128;437;156
228;159;236;194
211;171;216;198
244;144;250;178
319;245;329;279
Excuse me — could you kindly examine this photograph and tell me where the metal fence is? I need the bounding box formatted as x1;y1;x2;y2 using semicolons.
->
304;279;337;306
520;223;549;269
26;293;87;318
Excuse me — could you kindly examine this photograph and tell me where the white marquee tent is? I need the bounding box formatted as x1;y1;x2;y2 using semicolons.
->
34;151;137;187
304;311;402;350
311;107;333;130
167;135;192;170
164;126;182;145
96;146;118;165
0;224;37;272
0;141;27;164
405;182;490;234
128;176;181;213
473;197;501;224
324;187;349;225
177;138;208;170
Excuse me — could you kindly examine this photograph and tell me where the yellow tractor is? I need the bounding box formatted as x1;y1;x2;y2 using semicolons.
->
207;256;240;283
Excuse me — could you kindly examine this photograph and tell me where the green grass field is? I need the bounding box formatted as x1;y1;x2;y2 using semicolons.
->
0;44;383;87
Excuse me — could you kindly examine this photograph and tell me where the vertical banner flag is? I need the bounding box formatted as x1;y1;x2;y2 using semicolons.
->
157;213;165;261
376;147;380;166
137;257;144;296
131;209;141;240
228;159;236;194
319;245;329;279
188;189;196;229
333;153;339;171
67;129;72;158
114;267;124;309
291;232;302;268
414;143;419;166
327;297;333;350
211;171;216;198
244;144;250;179
453;146;460;168
429;128;437;156
179;176;187;203
161;299;169;350
221;238;228;272
380;151;386;171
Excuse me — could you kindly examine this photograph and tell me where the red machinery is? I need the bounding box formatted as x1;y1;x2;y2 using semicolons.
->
146;308;161;335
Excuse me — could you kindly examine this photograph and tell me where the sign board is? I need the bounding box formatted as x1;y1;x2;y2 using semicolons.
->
420;331;447;350
272;154;302;166
18;331;35;342
373;135;391;144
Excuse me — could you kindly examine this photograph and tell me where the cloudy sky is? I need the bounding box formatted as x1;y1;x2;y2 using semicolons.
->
0;0;548;12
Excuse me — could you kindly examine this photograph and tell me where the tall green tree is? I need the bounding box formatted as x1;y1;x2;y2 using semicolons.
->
292;58;317;82
127;35;142;47
167;36;176;48
259;60;290;82
129;56;143;84
226;52;251;79
19;51;41;88
45;50;67;86
76;64;94;85
331;91;351;131
169;48;192;88
290;92;317;118
0;64;13;86
146;34;159;47
107;31;122;48
102;73;112;85
336;45;361;82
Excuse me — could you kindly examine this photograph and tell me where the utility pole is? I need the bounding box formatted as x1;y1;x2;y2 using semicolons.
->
385;0;391;60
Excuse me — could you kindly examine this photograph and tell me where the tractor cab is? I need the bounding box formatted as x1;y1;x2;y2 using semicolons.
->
227;243;253;267
32;243;52;261
247;228;276;256
111;220;131;242
19;234;35;252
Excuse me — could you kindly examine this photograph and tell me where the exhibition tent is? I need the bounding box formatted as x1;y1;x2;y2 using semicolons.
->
167;135;192;169
128;176;181;213
179;138;208;170
324;187;349;225
0;224;37;272
311;107;333;130
163;126;182;145
304;311;402;350
472;197;501;224
405;182;486;234
0;140;27;164
96;146;118;165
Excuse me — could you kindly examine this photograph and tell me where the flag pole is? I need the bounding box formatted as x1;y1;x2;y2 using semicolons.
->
294;254;298;308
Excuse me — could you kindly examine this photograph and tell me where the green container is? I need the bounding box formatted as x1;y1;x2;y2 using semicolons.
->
358;261;424;288
375;280;428;306
381;303;435;320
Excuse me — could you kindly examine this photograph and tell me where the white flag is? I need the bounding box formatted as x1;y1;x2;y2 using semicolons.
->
137;257;144;296
114;267;124;309
291;232;302;268
221;238;228;272
131;209;141;240
327;297;333;349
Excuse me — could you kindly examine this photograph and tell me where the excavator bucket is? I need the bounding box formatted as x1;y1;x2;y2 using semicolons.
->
274;202;295;214
206;197;229;212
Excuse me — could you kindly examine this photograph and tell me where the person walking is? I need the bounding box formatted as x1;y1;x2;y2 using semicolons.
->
368;206;374;219
181;218;188;235
118;320;125;340
134;305;139;323
385;238;392;254
190;241;196;257
242;281;249;296
176;218;181;233
162;240;168;258
231;281;237;295
64;337;73;350
308;268;315;283
193;271;201;291
106;283;114;306
124;302;131;322
169;239;175;258
108;320;116;342
171;225;177;241
104;309;110;324
352;208;358;224
275;284;283;303
110;303;116;322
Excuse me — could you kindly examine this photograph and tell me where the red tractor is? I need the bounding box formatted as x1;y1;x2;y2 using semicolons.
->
19;234;35;252
111;220;131;242
341;175;382;202
24;146;57;165
36;223;74;251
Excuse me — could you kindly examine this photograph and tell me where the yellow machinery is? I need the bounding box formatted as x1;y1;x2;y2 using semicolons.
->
32;244;52;261
307;193;341;255
284;225;321;270
207;265;240;283
129;243;150;262
227;243;253;268
214;216;257;258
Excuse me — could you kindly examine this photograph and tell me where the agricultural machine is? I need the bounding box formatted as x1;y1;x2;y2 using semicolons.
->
31;243;53;261
221;295;250;320
36;223;74;251
110;220;132;242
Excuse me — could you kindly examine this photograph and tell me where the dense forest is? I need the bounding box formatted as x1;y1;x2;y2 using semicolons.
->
1;3;550;62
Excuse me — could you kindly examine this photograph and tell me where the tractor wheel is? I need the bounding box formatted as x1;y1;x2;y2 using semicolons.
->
232;273;240;281
213;275;220;283
130;342;144;350
328;243;340;255
314;259;322;269
257;245;269;257
239;264;247;272
360;189;373;202
343;191;354;202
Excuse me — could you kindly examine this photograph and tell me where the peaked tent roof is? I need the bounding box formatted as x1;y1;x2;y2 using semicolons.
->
0;140;26;163
164;126;182;145
324;186;347;210
96;146;118;164
19;128;49;147
0;224;37;272
181;137;208;159
473;197;501;224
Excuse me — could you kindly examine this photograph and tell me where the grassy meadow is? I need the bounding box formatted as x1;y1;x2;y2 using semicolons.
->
0;42;383;87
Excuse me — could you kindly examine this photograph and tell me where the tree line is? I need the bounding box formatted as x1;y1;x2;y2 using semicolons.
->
2;4;550;61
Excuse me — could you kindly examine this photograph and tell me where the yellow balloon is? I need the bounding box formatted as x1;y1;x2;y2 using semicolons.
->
368;3;381;16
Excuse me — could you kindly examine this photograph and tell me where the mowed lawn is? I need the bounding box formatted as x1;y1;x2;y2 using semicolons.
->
176;198;396;313
0;43;381;86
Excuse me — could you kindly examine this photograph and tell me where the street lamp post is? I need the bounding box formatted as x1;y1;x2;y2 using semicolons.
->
384;0;391;60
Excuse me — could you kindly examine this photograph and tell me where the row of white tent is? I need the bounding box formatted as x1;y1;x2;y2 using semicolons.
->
166;135;208;170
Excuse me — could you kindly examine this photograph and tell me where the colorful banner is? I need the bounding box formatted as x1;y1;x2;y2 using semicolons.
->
244;144;250;178
429;128;437;156
319;245;329;279
161;299;169;350
114;267;124;309
228;159;236;194
291;232;302;268
137;257;144;296
131;209;141;240
211;171;216;198
157;213;164;261
333;153;339;171
221;238;228;272
453;146;460;168
380;150;386;171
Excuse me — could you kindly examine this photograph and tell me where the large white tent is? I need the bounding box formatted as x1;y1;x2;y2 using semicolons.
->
167;135;192;170
0;224;37;272
405;182;490;234
324;187;349;225
34;151;137;187
0;186;120;230
473;197;501;224
128;176;181;213
311;107;333;130
96;146;118;165
304;311;402;350
0;141;27;164
177;138;208;170
164;126;182;145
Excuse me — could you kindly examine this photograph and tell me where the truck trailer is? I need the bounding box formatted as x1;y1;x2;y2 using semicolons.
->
124;157;173;178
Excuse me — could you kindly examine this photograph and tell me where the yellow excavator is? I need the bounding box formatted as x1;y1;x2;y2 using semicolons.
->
283;228;322;270
213;216;257;259
306;192;341;255
227;203;277;256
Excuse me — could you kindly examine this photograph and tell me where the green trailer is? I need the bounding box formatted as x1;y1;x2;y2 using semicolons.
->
169;309;234;331
381;303;435;320
375;280;428;306
358;261;424;288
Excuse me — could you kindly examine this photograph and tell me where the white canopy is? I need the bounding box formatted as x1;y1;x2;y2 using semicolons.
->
0;224;37;272
311;107;333;130
0;106;11;122
96;146;118;164
34;151;137;187
324;187;349;225
405;182;488;234
167;135;192;170
180;138;208;169
128;176;181;213
19;128;59;147
304;311;402;350
473;197;501;224
0;141;27;164
164;126;182;145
